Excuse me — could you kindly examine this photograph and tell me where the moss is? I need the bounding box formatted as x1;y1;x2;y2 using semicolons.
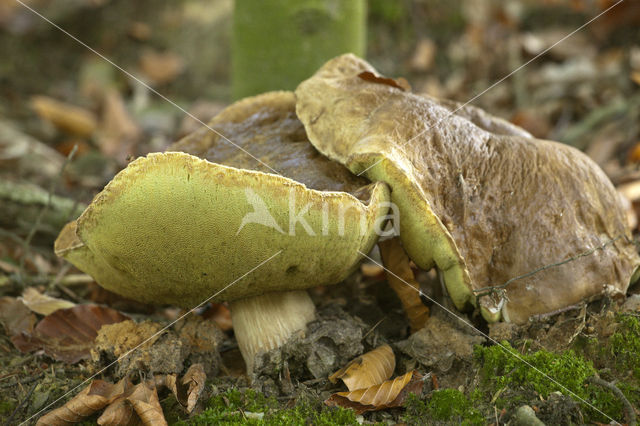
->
183;388;358;425
608;314;640;379
0;400;15;416
474;342;632;423
403;391;484;425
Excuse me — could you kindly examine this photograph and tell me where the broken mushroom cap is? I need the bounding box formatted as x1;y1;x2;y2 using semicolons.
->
55;91;391;372
295;53;640;324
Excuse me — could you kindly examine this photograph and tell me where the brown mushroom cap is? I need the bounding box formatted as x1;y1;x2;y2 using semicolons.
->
171;91;368;194
55;91;391;307
295;54;640;323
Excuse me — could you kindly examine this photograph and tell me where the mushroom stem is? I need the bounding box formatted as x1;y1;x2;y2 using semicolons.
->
229;290;316;374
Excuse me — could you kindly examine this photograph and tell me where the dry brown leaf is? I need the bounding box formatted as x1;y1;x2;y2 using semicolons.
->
357;71;411;91
182;363;206;413
329;345;395;391
31;95;97;137
97;397;141;426
37;378;130;425
139;49;184;85
360;262;384;278
35;304;129;363
126;382;167;426
20;287;76;315
325;370;423;414
379;238;430;332
202;302;232;331
0;296;40;352
98;88;141;164
155;363;206;413
409;38;436;72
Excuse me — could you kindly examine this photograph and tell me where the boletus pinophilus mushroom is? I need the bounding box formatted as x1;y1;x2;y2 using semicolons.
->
55;92;391;373
295;54;640;324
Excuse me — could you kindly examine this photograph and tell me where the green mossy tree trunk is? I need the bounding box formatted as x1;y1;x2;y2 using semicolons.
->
232;0;366;100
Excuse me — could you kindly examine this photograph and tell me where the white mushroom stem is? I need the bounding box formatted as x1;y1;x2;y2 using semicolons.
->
229;290;316;374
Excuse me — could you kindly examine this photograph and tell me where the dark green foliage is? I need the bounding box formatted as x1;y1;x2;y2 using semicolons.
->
403;391;484;425
474;341;634;423
183;388;359;425
608;314;640;379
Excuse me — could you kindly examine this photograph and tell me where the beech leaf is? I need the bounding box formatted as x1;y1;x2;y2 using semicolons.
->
325;370;424;414
20;287;76;316
329;344;395;391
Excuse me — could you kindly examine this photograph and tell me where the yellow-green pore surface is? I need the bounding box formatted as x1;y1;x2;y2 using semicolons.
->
295;54;640;324
55;92;391;306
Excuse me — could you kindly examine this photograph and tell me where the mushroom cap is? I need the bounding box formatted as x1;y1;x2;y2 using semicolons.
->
171;91;368;193
55;92;390;306
295;54;640;323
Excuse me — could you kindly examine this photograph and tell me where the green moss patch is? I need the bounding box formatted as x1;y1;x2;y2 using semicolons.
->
183;389;359;425
608;314;640;379
403;391;484;425
474;341;633;423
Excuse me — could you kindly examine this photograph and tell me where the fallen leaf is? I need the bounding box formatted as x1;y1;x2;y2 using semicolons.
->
156;363;206;413
360;262;384;278
31;95;97;137
379;238;430;332
0;296;40;352
357;71;411;91
126;381;167;426
20;287;76;316
37;378;131;425
409;38;436;72
325;370;423;414
35;304;129;363
139;49;184;85
97;88;141;164
329;345;395;391
182;363;206;413
97;397;140;426
202;302;232;331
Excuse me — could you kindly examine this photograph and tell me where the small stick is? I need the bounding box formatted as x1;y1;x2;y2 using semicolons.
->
587;376;636;426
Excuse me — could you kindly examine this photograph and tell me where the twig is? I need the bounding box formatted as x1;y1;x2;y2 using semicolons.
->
587;376;636;426
3;376;40;425
0;373;44;390
17;144;77;284
362;317;386;341
473;236;625;299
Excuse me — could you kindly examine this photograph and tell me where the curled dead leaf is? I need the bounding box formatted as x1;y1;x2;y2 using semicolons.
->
325;370;424;414
157;363;206;413
20;287;76;316
379;238;430;332
39;365;204;425
97;397;140;426
37;378;131;425
31;95;97;137
126;381;167;426
329;344;395;391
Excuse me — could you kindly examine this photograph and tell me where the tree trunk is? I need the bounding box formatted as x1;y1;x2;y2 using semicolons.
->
232;0;366;99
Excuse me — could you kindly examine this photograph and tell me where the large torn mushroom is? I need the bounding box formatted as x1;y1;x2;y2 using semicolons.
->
295;54;640;324
55;92;390;373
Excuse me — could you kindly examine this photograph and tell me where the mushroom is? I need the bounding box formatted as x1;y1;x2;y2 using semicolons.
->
55;92;391;372
295;54;640;324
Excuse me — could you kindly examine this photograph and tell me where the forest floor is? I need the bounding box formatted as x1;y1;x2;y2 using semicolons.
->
1;0;640;424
